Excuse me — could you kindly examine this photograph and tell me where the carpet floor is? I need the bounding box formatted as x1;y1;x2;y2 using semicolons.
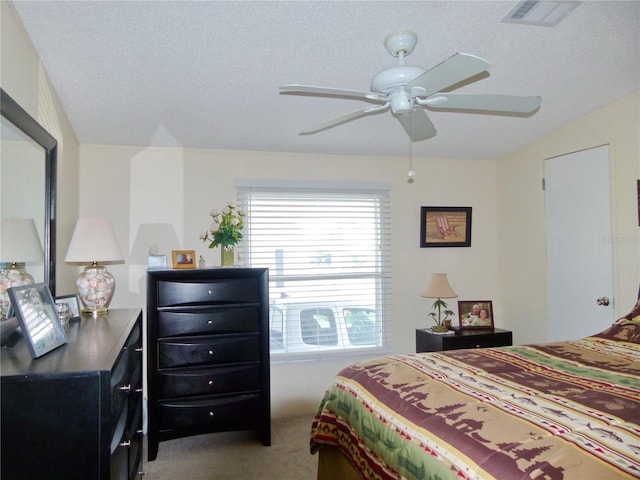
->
142;415;318;479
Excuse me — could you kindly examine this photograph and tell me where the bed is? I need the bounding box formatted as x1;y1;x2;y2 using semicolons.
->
310;301;640;480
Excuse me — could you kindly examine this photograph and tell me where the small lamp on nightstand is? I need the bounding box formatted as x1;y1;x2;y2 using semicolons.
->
421;273;457;333
65;218;124;315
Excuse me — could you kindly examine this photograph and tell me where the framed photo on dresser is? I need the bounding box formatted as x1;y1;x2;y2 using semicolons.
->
8;283;67;358
172;250;196;269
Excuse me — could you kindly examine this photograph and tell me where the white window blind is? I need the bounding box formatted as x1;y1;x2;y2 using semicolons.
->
236;180;392;359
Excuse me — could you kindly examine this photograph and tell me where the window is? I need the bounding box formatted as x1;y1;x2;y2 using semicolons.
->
236;180;391;359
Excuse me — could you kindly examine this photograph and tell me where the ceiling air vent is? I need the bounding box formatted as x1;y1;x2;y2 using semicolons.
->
502;1;581;27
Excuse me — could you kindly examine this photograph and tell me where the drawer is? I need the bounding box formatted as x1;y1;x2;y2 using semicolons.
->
158;307;258;337
159;394;261;431
159;363;260;398
110;400;142;480
159;334;260;368
157;278;259;306
111;358;142;432
443;332;512;350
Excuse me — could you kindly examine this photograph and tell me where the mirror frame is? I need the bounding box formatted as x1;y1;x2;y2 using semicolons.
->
1;88;58;295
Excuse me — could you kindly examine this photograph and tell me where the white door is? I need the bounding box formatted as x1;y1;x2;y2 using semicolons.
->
544;144;614;341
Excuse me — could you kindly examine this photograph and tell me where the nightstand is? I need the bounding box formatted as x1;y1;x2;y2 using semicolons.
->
416;328;512;352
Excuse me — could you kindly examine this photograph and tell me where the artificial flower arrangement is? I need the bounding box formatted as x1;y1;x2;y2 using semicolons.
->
200;202;245;250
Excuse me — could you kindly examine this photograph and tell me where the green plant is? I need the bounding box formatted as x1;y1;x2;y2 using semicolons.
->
428;298;455;332
200;202;245;249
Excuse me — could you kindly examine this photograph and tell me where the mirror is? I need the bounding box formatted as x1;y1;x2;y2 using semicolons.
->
1;88;57;296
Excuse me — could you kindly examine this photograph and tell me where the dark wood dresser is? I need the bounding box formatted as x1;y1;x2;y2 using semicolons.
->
0;308;143;480
146;268;270;461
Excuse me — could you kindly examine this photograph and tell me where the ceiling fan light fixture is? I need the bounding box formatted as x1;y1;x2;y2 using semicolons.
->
389;90;413;115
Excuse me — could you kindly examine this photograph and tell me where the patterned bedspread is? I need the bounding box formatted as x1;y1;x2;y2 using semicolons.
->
310;322;640;480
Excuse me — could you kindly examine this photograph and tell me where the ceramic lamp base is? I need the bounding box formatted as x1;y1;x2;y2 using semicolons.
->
76;263;115;314
0;264;34;319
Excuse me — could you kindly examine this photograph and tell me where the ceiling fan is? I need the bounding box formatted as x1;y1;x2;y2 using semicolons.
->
280;30;541;142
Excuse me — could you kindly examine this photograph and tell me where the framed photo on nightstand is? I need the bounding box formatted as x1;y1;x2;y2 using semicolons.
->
458;300;494;330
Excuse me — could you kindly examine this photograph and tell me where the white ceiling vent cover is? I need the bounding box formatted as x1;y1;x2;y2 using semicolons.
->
502;1;581;27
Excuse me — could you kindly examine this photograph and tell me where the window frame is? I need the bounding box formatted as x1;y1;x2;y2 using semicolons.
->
235;179;392;361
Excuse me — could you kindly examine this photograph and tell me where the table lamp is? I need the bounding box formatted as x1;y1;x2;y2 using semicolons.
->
65;218;124;315
420;273;457;332
0;218;44;319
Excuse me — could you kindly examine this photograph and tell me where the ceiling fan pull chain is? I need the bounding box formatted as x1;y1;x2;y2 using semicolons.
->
407;124;416;184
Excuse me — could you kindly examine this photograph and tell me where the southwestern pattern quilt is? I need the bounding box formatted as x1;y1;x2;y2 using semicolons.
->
310;322;640;480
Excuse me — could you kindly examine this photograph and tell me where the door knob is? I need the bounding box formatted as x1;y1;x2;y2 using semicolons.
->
596;297;610;306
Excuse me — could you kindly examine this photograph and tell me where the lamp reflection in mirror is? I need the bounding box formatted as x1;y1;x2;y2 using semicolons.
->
64;218;124;315
0;218;44;319
420;273;457;333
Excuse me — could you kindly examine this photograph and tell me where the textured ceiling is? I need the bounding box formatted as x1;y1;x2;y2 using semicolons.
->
10;1;640;160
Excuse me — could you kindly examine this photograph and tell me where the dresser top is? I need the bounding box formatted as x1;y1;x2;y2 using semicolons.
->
1;308;141;378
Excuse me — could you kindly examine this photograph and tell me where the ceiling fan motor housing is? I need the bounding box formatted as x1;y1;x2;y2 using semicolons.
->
371;65;426;94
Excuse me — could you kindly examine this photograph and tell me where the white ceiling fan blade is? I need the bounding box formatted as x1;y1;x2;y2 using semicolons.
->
396;108;437;142
406;53;490;97
280;84;386;102
424;93;541;114
299;104;389;135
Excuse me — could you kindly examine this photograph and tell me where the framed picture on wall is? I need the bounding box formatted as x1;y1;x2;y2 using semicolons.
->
420;206;472;247
172;250;196;269
458;300;494;330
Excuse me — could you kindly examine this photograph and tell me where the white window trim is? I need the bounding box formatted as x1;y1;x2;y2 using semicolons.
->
235;179;392;361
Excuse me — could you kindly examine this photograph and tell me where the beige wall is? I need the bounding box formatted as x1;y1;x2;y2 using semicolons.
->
498;91;640;345
1;1;80;294
79;144;501;417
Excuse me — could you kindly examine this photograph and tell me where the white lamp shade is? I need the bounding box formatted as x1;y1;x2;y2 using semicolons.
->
420;273;457;299
65;218;124;263
0;218;44;263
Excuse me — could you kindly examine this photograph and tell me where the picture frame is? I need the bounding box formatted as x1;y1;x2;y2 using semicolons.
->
55;294;81;320
172;250;196;269
420;206;472;247
8;283;67;358
458;300;494;330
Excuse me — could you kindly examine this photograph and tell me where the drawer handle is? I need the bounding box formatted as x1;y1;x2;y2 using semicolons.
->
208;289;214;295
120;440;131;448
208;380;214;386
136;387;144;393
207;320;213;324
208;350;214;355
135;347;143;353
475;344;481;348
209;411;214;417
120;384;131;392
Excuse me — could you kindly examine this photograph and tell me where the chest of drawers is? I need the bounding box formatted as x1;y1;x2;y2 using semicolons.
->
146;268;270;460
0;309;143;480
